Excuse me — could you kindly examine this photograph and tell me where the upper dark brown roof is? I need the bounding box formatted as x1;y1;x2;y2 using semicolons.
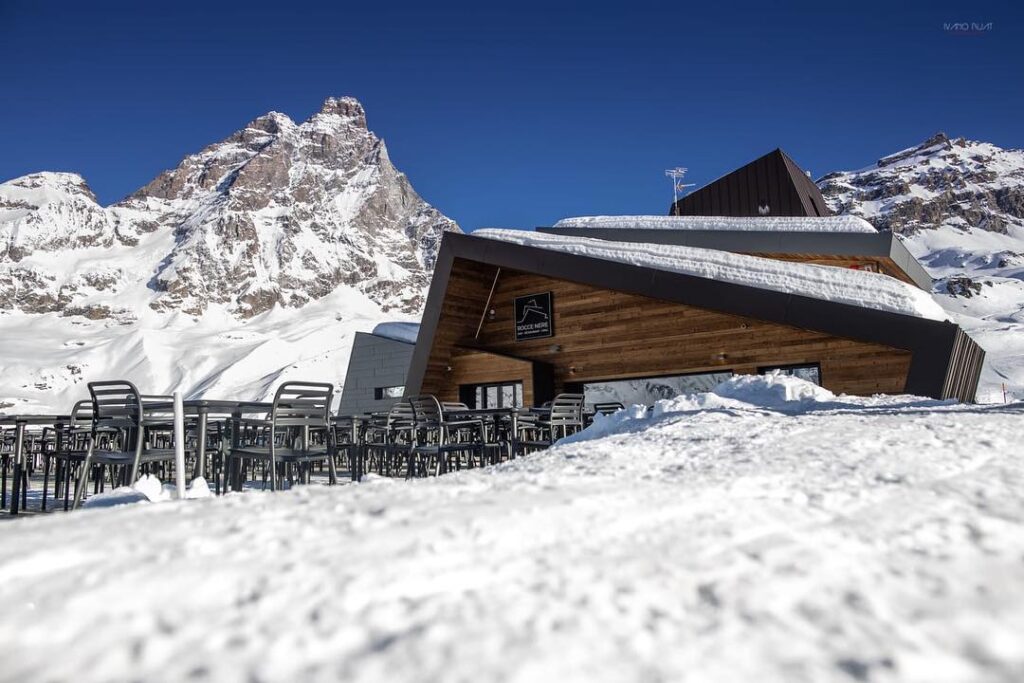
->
671;149;832;218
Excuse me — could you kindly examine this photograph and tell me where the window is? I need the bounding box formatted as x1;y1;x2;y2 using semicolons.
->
374;385;405;400
579;371;733;407
466;382;523;409
758;363;821;385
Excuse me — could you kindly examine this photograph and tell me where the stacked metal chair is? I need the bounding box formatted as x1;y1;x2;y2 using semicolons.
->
222;382;336;491
409;395;486;476
71;381;179;509
516;393;586;453
40;400;95;511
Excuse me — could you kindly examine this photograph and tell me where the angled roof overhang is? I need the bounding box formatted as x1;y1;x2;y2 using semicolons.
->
405;232;982;402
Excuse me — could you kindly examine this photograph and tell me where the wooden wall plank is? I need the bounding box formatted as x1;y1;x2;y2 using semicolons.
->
419;258;913;402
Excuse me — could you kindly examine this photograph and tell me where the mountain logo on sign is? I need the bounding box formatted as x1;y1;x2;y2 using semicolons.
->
517;299;549;324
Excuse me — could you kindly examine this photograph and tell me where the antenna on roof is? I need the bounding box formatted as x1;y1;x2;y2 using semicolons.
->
665;167;695;215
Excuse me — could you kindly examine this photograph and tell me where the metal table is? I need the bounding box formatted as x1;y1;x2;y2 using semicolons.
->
334;415;368;481
441;407;520;459
144;400;273;492
0;414;71;515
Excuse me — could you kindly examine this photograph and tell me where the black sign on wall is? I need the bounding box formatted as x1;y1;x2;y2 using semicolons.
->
514;292;554;341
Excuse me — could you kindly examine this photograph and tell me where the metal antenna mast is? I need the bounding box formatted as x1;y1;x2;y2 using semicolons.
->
665;167;695;215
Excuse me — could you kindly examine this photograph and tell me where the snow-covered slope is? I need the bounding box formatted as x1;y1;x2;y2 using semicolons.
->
2;376;1021;682
0;97;458;412
819;133;1024;400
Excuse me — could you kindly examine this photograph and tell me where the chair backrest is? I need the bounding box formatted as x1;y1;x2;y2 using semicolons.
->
593;402;624;416
388;400;415;427
271;382;333;428
549;393;585;422
70;400;93;430
442;402;469;412
88;381;143;428
409;395;443;425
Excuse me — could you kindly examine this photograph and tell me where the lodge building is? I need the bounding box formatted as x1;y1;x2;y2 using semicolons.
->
340;150;985;410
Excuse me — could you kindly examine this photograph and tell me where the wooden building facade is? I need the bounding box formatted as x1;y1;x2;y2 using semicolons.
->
404;233;985;406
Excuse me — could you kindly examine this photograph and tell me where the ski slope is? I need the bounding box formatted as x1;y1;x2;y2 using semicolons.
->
1;376;1021;682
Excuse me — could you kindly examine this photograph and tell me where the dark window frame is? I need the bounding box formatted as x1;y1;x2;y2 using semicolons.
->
374;385;405;401
756;362;822;385
461;381;524;409
565;368;736;395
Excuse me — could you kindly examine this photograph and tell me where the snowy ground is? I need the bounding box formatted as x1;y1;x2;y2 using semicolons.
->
1;376;1022;682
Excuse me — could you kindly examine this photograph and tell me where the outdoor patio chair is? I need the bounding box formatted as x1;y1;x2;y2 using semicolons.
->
41;400;93;511
409;395;485;475
1;428;13;509
517;393;586;453
72;381;179;509
361;401;414;477
223;382;336;491
593;402;625;416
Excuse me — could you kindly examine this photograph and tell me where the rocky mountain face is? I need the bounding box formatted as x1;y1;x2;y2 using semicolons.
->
0;96;458;320
818;133;1024;400
0;97;457;413
819;132;1024;236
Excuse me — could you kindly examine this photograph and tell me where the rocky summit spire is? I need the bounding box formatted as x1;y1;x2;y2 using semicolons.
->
314;96;367;128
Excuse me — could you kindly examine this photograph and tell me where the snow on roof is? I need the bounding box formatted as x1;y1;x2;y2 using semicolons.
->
552;215;878;233
371;321;420;344
474;229;949;321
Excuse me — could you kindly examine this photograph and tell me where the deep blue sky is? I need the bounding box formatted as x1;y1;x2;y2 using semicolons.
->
1;0;1020;231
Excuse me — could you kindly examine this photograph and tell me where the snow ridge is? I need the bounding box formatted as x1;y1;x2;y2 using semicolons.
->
475;229;949;321
553;215;878;233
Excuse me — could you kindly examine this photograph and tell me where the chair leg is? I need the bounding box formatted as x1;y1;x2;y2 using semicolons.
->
327;454;338;485
64;462;75;511
72;436;95;510
42;456;51;512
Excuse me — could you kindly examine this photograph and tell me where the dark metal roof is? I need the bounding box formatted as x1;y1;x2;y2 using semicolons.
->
405;232;983;402
671;149;832;218
535;226;933;291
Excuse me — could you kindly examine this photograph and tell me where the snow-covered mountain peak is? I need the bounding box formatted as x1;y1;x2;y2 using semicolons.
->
3;171;98;200
314;95;368;128
819;133;1024;236
0;96;458;411
0;171;118;260
247;110;296;134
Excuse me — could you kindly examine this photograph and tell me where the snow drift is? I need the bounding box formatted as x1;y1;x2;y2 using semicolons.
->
1;376;1021;682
